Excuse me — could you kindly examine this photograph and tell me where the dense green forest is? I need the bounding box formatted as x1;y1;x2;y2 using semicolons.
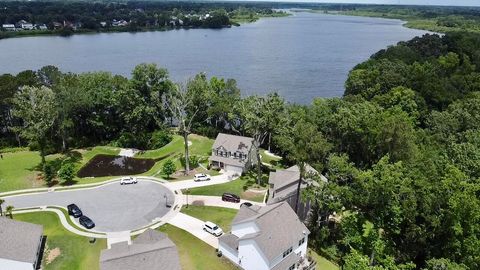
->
317;4;480;33
0;1;286;39
1;32;480;269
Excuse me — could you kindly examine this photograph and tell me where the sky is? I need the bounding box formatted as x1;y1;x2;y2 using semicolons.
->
281;0;480;6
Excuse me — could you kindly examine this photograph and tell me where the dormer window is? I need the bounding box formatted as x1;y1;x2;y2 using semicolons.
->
298;237;305;246
282;247;293;258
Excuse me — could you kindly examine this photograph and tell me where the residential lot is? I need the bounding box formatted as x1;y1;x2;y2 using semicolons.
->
14;212;106;270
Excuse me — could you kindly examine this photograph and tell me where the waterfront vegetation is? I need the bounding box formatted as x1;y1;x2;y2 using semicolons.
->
0;1;287;40
14;212;106;270
316;5;480;33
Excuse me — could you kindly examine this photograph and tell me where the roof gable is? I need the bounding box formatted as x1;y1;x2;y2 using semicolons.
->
212;133;254;154
232;203;310;262
0;217;43;264
100;229;181;270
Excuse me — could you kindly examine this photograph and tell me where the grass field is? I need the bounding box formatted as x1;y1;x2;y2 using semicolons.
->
0;146;121;193
0;151;66;192
14;212;106;270
309;249;340;270
138;134;215;179
158;224;238;270
180;205;238;232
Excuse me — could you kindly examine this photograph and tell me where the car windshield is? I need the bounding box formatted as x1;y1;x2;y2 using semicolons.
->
213;226;219;230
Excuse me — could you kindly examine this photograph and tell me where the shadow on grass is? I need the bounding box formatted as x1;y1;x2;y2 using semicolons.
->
242;170;269;191
60;179;78;186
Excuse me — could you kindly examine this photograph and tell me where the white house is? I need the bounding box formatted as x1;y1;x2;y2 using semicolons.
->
0;218;44;270
209;133;257;174
2;24;16;31
20;23;34;30
219;202;311;270
268;165;327;221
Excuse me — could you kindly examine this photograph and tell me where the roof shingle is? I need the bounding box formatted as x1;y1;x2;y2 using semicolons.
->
0;217;43;264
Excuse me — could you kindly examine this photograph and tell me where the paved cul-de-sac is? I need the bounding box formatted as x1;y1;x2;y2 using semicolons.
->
4;181;175;232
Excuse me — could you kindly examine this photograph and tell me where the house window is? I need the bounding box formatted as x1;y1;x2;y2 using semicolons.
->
282;247;293;258
288;264;295;270
298;237;305;246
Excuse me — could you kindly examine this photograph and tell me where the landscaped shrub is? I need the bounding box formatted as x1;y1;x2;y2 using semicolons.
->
58;161;76;184
180;154;200;169
162;159;177;179
148;130;173;149
43;161;56;186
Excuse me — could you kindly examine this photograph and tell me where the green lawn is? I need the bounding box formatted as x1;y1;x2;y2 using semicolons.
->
139;134;215;179
0;134;213;192
158;224;238;270
186;173;267;202
0;151;66;192
14;212;106;270
309;249;339;270
181;205;238;232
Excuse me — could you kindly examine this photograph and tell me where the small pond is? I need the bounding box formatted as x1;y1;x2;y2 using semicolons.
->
77;154;156;178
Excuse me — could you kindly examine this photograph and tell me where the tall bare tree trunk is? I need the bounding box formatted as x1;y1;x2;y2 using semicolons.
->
183;131;190;175
255;140;261;185
268;133;271;152
295;162;305;214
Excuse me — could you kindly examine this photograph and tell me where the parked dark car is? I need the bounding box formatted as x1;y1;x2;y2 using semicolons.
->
241;202;253;207
79;216;95;229
222;193;240;203
67;204;83;218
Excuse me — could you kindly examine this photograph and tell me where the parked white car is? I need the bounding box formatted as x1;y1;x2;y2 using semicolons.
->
120;177;138;185
203;221;223;237
193;173;211;182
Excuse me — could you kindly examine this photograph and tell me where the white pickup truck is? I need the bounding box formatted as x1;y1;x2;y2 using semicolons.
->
120;177;138;185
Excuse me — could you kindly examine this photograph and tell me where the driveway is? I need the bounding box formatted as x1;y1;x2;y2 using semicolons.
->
165;172;237;190
4;181;175;232
167;212;218;248
183;195;265;209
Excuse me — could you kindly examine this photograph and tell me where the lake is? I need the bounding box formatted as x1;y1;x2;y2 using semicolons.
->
0;12;428;103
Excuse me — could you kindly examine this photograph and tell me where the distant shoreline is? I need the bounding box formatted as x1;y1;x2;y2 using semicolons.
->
0;13;290;41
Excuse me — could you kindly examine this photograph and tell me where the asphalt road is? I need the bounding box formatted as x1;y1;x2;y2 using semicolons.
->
4;181;175;232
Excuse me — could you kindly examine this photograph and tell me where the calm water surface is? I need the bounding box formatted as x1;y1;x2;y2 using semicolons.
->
0;12;428;103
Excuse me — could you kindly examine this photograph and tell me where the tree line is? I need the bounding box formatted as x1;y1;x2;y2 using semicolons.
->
0;1;286;38
1;32;480;269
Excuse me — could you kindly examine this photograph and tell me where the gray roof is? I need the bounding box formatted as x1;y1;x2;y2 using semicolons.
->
212;133;253;155
232;202;310;262
268;165;327;203
0;217;43;264
218;233;239;251
268;182;307;205
271;252;300;270
269;165;322;191
100;229;181;270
